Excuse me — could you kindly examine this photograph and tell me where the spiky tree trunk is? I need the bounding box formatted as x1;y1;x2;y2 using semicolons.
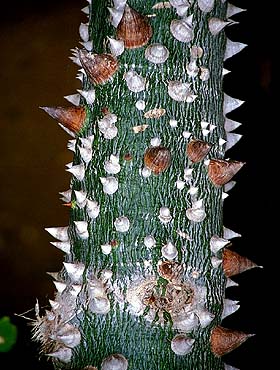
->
36;1;258;369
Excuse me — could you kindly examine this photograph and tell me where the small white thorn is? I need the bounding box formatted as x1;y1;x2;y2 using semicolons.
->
210;235;230;253
135;100;146;111
59;189;72;203
224;181;236;192
114;216;130;232
222;68;231;76
104;155;121;174
69;55;82;67
141;166;152;178
70;284;82;296
53;281;67;294
209;18;233;36
70;52;80;64
74;221;89;239
161;241;178;260
108;7;124;27
65;162;73;169
222;299;240;319
78;145;92;164
188;186;198;195
46;348;72;363
175;179;185;190
101;244;112;255
80;135;94;149
67;139;76;152
49;299;60;310
226;278;239;288
226;132;242;151
80;40;93;51
57;122;76;137
45;227;69;242
152;2;171;10
224;118;242;132
200;66;210;81
100;176;118;194
46;271;59;280
150;137;161;147
144;235;156;248
63;262;85;282
186;200;206;223
74;190;87;207
211;256;222;268
202;129;210;137
224;364;240;370
224;39;247;61
66;164;85;181
182;131;192;139
209;124;216;132
223;226;241;239
81;6;90;15
107;37;125;56
200;121;209;129
198;0;215;13
79;22;89;42
184;168;193;181
77;88;95;105
158;206;172;224
78;67;87;75
219;138;227;146
64;93;80;106
222;192;229;199
86;199;100;219
169;119;178;128
227;3;246;18
50;241;71;254
196;308;215;328
223;93;244;115
76;72;85;83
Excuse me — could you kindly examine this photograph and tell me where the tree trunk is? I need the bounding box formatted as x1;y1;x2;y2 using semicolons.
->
35;1;256;369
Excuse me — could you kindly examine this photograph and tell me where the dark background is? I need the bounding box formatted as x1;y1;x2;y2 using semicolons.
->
0;0;273;369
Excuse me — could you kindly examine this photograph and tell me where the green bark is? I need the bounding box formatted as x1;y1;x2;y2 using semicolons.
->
39;1;233;369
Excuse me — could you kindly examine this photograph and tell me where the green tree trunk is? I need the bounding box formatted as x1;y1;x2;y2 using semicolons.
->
35;1;256;369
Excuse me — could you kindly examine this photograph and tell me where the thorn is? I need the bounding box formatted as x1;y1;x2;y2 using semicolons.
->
223;93;244;115
227;3;246;18
223;226;241;239
64;93;80;106
226;133;242;151
223;249;260;277
66;164;85;181
208;159;245;187
45;226;69;241
40;106;87;134
224;38;247;61
50;241;71;254
211;326;254;357
224;118;242;132
222;299;240;319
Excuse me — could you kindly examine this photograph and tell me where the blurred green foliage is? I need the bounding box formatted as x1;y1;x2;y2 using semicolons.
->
0;316;17;352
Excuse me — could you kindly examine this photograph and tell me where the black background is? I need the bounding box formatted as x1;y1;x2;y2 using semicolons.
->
0;0;274;369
